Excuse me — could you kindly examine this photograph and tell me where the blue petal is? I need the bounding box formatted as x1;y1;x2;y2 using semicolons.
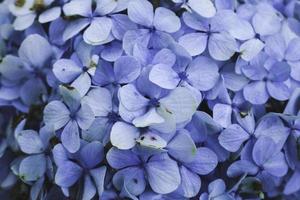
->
118;84;149;111
19;154;46;182
63;0;92;17
110;122;139;150
178;33;208;56
90;166;107;197
227;160;258;177
17;130;44;154
82;87;112;117
59;85;81;113
114;56;141;84
218;124;250;152
83;17;112;45
187;56;220;91
212;10;255;40
286;38;300;61
79;141;104;169
53;59;82;83
208;32;238;61
82;175;96;200
38;7;61;23
43;100;70;130
127;0;153;27
153;7;180;33
61;120;80;153
71;72;91;97
146;154;180;194
167;130;197;163
95;0;117;15
243;81;269;105
111;14;138;40
76;103;95;130
55;161;82;187
267;82;290;101
149;64;180;89
18;34;52;68
176;166;201;198
107;147;141;169
63;19;90;41
187;0;216;18
52;144;68;167
185;147;218;175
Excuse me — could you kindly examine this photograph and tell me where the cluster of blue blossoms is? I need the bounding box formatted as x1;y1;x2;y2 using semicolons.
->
0;0;300;199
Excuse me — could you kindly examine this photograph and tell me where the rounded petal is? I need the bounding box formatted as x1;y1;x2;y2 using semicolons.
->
43;100;70;130
61;121;80;153
267;82;290;101
80;141;104;169
149;64;180;89
227;160;259;177
160;87;198;123
185;147;218;175
153;7;180;33
63;19;90;41
178;33;208;56
76;103;95;130
128;0;153;27
187;56;220;91
240;39;264;61
83;17;112;45
53;59;82;83
243;81;268;105
19;155;46;182
168;130;197;163
146;154;180;194
38;7;61;23
114;56;141;83
107;147;141;169
208;33;238;61
218;124;250;152
119;84;149;111
110;122;139;150
18;34;52;68
82;87;112;117
187;0;216;18
55;161;83;187
17;130;44;154
63;0;92;17
286;38;300;61
177;166;201;198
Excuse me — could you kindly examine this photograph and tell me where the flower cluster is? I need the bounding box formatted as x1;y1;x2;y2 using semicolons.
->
0;0;299;199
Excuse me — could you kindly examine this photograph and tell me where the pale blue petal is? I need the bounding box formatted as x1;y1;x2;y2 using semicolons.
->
53;59;82;83
178;33;208;56
83;17;112;45
149;64;180;89
17;130;44;154
63;0;92;17
153;7;180;33
208;33;238;61
61;120;80;153
127;0;153;27
18;34;52;68
168;130;197;163
55;161;82;187
110;122;139;149
43;100;70;130
19;154;46;182
114;56;141;83
146;154;180;194
218;124;250;152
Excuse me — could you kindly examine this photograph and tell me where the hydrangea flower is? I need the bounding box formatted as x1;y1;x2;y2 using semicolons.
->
0;0;299;199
